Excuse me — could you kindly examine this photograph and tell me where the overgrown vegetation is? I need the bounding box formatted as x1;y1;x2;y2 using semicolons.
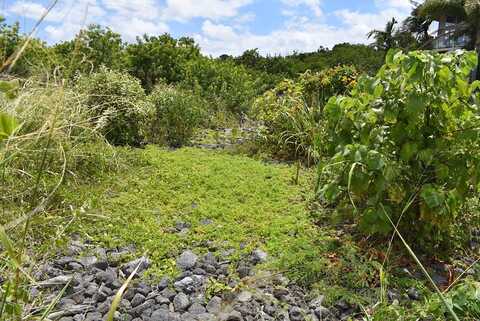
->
254;65;358;161
0;6;479;321
318;50;480;248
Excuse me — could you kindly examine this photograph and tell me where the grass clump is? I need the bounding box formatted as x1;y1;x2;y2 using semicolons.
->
147;85;206;147
75;67;150;146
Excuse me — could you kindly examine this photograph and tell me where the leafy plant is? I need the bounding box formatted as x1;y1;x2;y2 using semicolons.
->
76;67;149;146
147;85;206;147
253;66;358;161
180;57;257;117
317;50;480;248
0;112;17;143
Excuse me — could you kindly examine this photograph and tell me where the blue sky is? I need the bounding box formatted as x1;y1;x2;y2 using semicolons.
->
4;0;415;56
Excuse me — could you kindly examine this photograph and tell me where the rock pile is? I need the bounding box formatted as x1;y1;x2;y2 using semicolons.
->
31;242;355;321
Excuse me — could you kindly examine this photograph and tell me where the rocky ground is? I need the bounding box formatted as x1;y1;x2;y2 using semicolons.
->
192;127;258;150
32;237;360;321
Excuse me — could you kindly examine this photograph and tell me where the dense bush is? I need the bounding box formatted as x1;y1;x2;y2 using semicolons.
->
126;34;200;92
147;85;206;147
180;58;257;117
317;50;480;247
54;24;126;78
253;66;358;161
76;67;149;146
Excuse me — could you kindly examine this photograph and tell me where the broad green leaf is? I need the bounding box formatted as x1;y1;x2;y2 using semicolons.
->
320;183;341;202
0;112;18;142
385;49;395;65
406;93;426;117
435;164;449;180
420;185;444;209
438;66;451;83
400;142;418;162
373;83;384;97
418;149;434;165
354;150;362;162
0;80;19;100
366;151;385;171
456;78;469;96
359;207;391;235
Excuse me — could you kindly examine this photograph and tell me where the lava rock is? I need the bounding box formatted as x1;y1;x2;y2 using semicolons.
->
95;270;115;285
237;264;251;279
203;252;218;266
79;256;98;268
131;293;146;307
314;306;330;318
38;275;73;288
200;218;213;225
177;251;198;270
407;288;421;301
237;291;253;303
84;312;102;321
174;276;195;293
173;293;190;311
251;249;268;264
188;302;206;314
289;306;305;321
160;287;177;300
121;256;150;276
158;276;170;290
131;299;155;316
221;310;243;321
206;296;222;314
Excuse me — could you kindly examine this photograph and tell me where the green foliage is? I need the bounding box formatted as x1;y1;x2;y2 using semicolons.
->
76;67;149;146
370;278;480;320
54;24;125;78
180;57;257;116
126;34;200;92
0;112;17;142
234;44;384;77
254;66;358;161
147;85;206;147
318;50;480;247
61;147;321;279
0;18;53;77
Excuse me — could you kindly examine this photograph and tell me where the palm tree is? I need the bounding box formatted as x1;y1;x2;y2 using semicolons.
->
403;5;434;48
367;18;399;51
420;0;480;77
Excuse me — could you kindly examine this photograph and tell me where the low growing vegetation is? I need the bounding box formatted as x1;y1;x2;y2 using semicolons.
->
0;5;479;320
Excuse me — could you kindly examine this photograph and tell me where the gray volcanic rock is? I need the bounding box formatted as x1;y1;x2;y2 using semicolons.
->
177;250;198;270
173;293;190;311
34;240;348;321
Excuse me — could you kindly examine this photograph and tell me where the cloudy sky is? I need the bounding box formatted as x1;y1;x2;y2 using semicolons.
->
3;0;415;56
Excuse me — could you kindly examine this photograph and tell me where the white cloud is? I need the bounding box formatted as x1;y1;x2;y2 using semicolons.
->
281;0;323;17
8;0;169;43
6;0;418;55
163;0;253;21
8;0;105;23
196;1;413;57
196;20;353;57
109;17;169;41
377;0;414;10
102;0;160;20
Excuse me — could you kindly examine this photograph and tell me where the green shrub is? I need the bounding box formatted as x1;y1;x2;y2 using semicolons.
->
253;66;358;161
318;50;480;248
76;67;149;146
180;58;256;117
147;85;205;147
